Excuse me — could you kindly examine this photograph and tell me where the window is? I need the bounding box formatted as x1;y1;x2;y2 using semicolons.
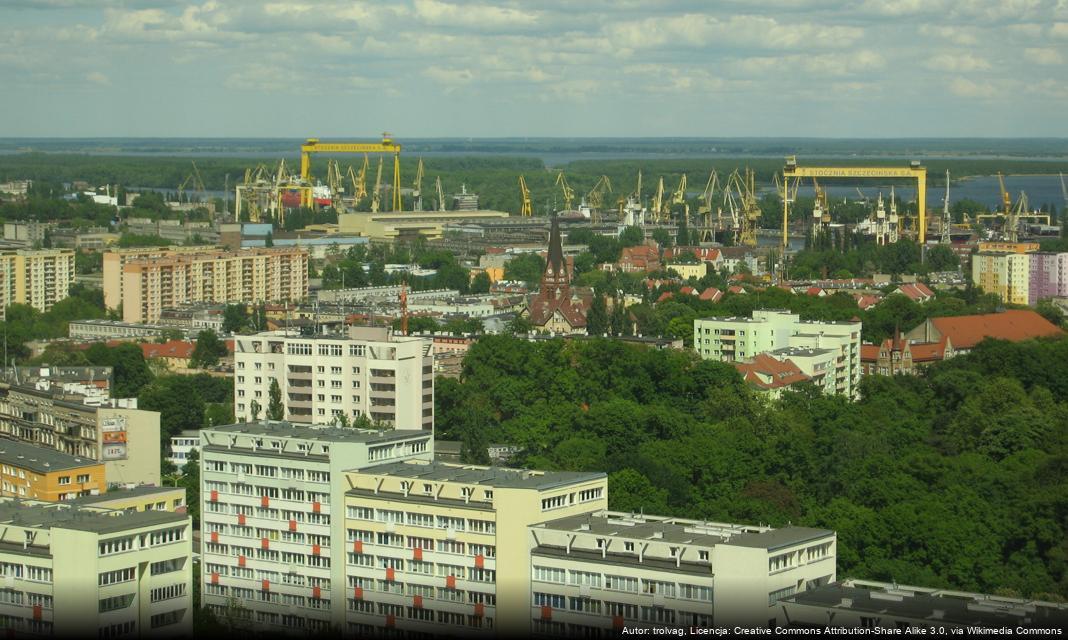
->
768;586;797;606
468;519;495;534
150;583;186;603
679;584;713;601
77;474;90;483
532;566;565;584
58;476;71;485
150;558;185;575
99;594;134;613
578;487;603;502
99;537;135;556
605;575;638;592
642;579;675;597
569;571;601;587
533;593;565;608
541;494;567;511
99;568;136;586
150;610;184;629
406;512;434;528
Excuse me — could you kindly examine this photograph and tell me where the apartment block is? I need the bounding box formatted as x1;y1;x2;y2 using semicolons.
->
198;421;434;636
528;511;835;633
103;246;308;323
102;245;216;311
341;460;608;637
0;438;106;501
233;327;434;429
0;384;161;486
972;251;1031;306
0;497;193;638
694;310;862;398
1028;251;1068;306
0;249;76;320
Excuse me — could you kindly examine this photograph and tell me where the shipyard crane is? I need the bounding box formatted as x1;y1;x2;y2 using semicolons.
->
773;172;800;258
300;133;401;210
726;168;761;247
698;171;718;215
177;161;206;204
435;176;446;212
518;175;533;217
326;159;344;209
1061;172;1068;208
555;172;575;212
585;175;612;223
370;157;384;214
651;177;665;224
412;158;425;211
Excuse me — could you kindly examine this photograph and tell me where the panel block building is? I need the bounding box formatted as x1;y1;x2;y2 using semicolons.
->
0;249;76;320
0;497;193;638
232;327;434;429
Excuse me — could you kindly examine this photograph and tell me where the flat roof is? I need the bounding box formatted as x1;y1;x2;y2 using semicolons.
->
71;485;183;506
0;438;99;473
206;421;430;445
0;498;187;534
782;580;1068;628
536;510;832;551
351;460;605;490
769;347;835;358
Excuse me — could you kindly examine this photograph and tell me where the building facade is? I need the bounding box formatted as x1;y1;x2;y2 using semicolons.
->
103;246;308;323
528;511;835;633
694;310;862;398
0;384;161;486
1028;251;1068;306
972;251;1031;306
0;497;193;638
525;216;590;335
0;249;76;320
232;327;434;429
0;438;106;501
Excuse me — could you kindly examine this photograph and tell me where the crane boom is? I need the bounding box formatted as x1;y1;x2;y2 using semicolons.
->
555;172;575;211
371;157;384;213
436;176;446;212
519;175;533;217
300;133;401;210
412;158;425;211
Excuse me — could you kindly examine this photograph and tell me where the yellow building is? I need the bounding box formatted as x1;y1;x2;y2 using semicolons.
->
972;251;1030;305
101;245;217;310
76;485;188;514
109;247;309;323
0;439;105;501
0;497;193;638
666;262;708;280
977;241;1039;254
338;211;509;241
0;249;76;320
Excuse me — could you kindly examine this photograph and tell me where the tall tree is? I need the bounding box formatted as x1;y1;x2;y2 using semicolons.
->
222;304;249;334
190;330;227;368
586;295;609;336
267;379;284;421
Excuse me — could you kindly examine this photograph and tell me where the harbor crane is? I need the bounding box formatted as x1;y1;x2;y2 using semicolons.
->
726;168;761;247
555;172;575;212
177;161;206;204
435;176;446;212
411;158;425;211
585;175;612;223
370;157;384;214
651;177;665;224
941;170;951;244
300;133;401;210
773;172;800;257
519;175;533;217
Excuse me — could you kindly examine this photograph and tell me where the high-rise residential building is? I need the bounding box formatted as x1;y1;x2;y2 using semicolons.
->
198;422;435;635
972;251;1031;305
0;439;106;501
232;326;434;429
527;511;835;633
0;496;193;638
102;245;217;311
0;384;162;486
102;246;308;323
0;249;76;320
1028;251;1068;305
694;310;862;398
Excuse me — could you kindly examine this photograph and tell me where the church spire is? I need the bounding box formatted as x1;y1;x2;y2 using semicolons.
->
546;214;564;275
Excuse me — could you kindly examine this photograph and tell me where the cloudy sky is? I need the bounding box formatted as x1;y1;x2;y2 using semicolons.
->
2;0;1067;137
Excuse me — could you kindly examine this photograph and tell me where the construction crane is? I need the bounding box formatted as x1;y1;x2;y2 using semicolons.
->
697;171;719;242
555;172;575;212
411;158;425;211
584;175;612;223
370;157;384;214
726;168;761;247
399;283;409;336
518;175;533;217
651;177;665;224
435;176;446;212
326;159;344;209
176;161;206;204
300;133;401;210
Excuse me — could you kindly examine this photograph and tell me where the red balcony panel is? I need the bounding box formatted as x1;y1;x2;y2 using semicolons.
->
288;519;297;532
446;575;456;589
313;586;321;600
413;547;423;561
211;572;219;585
312;544;321;556
353;540;363;554
474;603;485;617
413;595;423;609
209;490;218;502
261;496;270;508
237;514;246;526
32;605;41;621
386;567;395;582
312;501;321;513
541;606;552;620
385;615;395;628
261;537;270;550
210;532;219;544
262;580;270;591
474;554;484;568
354;587;364;600
238;555;246;567
613;615;625;629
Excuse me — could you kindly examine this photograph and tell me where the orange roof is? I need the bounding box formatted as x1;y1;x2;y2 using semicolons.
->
656;292;674;303
735;354;810;389
141;340;195;360
897;282;935;302
927;310;1063;349
860;344;880;361
806;287;824;297
679;286;696;296
910;338;949;362
699;287;723;302
728;285;746;294
855;294;882;310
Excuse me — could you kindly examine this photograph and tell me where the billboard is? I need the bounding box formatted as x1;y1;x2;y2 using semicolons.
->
101;416;128;460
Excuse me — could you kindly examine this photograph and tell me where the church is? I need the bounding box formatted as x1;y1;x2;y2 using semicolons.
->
522;216;592;335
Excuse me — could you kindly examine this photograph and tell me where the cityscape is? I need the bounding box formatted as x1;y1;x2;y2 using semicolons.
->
1;1;1067;639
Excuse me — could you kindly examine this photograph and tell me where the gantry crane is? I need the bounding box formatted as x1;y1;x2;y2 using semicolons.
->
519;175;533;217
670;174;689;226
411;158;425;211
326;159;344;209
555;172;575;212
300;133;401;210
1061;172;1067;209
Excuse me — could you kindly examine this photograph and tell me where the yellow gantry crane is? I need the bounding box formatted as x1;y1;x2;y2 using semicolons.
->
698;170;719;242
670;174;689;226
519;175;533;217
300;133;401;210
555;172;575;212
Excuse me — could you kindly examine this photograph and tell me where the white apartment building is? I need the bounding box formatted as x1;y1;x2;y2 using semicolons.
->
694;310;862;398
528;511;835;634
166;430;201;471
0;497;193;638
198;421;434;635
233;326;434;430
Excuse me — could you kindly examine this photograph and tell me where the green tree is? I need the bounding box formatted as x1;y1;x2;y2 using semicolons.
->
619;225;645;247
504;254;546;286
138;376;207;443
470;271;492;294
222;304;249;334
1036;299;1065;327
181;448;201;528
190;330;227;368
586;295;609;336
267;378;284;421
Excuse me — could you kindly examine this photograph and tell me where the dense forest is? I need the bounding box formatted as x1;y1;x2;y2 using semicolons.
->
435;334;1068;600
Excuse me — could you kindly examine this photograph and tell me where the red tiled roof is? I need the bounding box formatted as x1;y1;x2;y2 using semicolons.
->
728;285;746;294
679;286;696;296
896;282;935;302
927;310;1063;349
657;292;674;303
141;340;195;360
805;287;824;297
735;354;810;390
860;344;880;361
854;294;882;310
699;287;723;302
910;338;949;362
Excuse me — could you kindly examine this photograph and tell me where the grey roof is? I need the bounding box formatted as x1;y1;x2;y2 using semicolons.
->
537;511;832;551
769;347;835;358
70;485;183;506
0;499;187;535
783;582;1068;628
354;460;605;490
206;421;430;445
0;438;99;473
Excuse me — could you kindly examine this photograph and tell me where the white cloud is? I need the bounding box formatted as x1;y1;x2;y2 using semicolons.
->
413;0;539;30
86;71;111;85
918;25;979;45
949;77;996;98
923;53;991;72
605;14;863;52
1052;22;1068;38
1024;47;1064;64
422;65;474;85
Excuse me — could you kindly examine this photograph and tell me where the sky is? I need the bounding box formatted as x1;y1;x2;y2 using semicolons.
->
1;0;1067;138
